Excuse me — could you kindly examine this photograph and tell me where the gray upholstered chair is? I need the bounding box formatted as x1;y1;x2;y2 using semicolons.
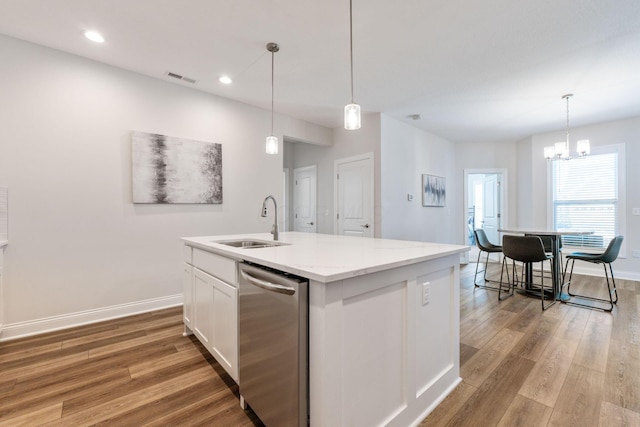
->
562;235;624;312
500;235;555;310
473;229;503;291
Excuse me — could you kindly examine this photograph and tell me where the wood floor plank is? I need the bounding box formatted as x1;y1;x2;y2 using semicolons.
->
0;350;89;383
128;346;204;378
573;310;613;373
497;394;553;427
518;336;579;407
461;309;516;348
461;328;525;387
603;340;640;413
548;365;605;427
0;403;62;427
459;343;479;367
598;400;640;427
553;304;590;342
445;353;536;427
511;315;561;362
418;382;477;427
87;323;184;358
45;365;214;426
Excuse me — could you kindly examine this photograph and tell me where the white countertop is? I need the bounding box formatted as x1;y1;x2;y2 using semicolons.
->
182;232;469;283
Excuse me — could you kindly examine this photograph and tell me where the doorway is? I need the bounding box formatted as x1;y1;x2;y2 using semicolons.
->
293;165;317;233
334;153;374;237
463;169;507;262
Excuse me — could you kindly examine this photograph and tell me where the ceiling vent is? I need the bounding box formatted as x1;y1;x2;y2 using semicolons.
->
166;72;196;84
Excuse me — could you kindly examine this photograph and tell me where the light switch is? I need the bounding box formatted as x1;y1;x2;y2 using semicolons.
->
407;194;414;201
422;282;430;305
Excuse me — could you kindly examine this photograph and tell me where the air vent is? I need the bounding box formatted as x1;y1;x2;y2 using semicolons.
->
166;72;197;84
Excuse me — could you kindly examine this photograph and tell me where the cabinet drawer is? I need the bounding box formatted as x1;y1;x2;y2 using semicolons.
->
184;245;193;264
193;248;237;286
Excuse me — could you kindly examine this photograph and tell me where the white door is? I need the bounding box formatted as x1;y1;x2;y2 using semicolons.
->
335;153;374;237
293;165;317;233
481;174;501;244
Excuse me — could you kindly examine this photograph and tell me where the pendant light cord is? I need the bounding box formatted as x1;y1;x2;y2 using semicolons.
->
565;95;570;148
349;0;354;104
271;49;275;135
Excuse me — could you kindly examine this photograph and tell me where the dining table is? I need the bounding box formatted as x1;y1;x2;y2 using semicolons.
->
498;228;593;301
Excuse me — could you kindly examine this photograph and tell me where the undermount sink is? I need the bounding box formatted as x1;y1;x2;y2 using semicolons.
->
214;239;288;249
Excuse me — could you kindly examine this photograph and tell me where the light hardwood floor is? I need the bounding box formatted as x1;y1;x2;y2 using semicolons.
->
421;262;640;427
0;263;638;426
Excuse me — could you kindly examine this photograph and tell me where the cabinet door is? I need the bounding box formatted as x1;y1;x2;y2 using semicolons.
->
193;269;214;347
211;277;238;382
183;263;194;330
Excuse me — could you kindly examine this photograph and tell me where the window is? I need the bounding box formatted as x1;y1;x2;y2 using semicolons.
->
551;144;625;250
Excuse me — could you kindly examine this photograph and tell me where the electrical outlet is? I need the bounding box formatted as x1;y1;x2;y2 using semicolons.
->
422;282;430;306
407;193;414;201
632;249;640;258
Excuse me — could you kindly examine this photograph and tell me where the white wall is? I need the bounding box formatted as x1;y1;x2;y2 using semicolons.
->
380;115;457;243
0;35;330;338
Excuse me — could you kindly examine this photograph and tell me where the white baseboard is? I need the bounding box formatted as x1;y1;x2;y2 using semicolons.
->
0;294;182;342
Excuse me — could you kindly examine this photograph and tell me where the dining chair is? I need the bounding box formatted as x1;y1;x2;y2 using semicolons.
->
562;235;624;312
500;235;555;310
473;229;503;291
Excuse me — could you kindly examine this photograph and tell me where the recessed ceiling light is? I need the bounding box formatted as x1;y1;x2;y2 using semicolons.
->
84;31;105;43
218;76;233;85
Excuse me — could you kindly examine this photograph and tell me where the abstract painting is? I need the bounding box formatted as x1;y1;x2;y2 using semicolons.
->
422;174;445;207
132;131;222;204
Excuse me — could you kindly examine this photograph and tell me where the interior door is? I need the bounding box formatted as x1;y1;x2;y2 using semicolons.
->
481;174;501;244
335;154;374;237
293;165;317;233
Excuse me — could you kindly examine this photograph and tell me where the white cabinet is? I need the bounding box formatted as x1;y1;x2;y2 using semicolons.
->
184;245;238;382
183;263;193;331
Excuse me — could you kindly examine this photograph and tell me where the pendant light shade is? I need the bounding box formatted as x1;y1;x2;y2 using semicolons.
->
266;42;279;154
265;135;278;154
344;0;361;130
344;103;361;130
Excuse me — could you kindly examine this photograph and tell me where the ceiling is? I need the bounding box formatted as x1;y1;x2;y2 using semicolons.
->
1;0;640;143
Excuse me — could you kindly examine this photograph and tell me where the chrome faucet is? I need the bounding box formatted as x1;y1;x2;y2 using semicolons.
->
261;195;279;241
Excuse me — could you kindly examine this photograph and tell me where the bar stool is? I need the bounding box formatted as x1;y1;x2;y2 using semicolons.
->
562;235;624;312
500;235;555;310
473;229;503;291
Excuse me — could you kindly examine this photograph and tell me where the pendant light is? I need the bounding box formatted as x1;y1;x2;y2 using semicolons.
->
344;0;361;130
544;94;590;160
266;42;279;154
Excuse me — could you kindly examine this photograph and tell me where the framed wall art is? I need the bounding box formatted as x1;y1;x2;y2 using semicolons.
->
132;131;222;204
422;174;446;207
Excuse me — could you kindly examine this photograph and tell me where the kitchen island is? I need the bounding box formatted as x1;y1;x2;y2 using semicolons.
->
182;232;468;427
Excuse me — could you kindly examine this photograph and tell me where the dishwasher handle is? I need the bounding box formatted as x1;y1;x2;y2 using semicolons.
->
240;269;296;295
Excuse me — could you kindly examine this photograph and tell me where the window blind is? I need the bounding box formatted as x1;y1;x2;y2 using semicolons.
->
552;152;618;249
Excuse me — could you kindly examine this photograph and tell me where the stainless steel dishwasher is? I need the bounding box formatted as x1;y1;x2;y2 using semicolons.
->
238;262;308;427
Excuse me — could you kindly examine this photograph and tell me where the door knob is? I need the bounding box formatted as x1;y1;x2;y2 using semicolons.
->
361;224;370;228
307;222;314;226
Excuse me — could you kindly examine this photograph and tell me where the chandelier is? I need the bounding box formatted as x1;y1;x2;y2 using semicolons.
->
544;94;590;160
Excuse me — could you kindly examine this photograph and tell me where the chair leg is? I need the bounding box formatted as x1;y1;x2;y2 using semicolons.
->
561;259;618;312
498;257;513;301
475;250;503;291
541;259;557;310
474;250;483;287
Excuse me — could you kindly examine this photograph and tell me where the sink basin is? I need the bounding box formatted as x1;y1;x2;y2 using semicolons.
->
214;239;288;249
